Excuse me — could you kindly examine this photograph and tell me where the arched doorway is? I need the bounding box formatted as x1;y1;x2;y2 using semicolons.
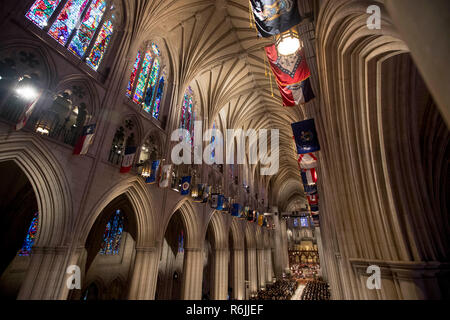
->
74;194;138;300
0;161;38;299
155;210;186;300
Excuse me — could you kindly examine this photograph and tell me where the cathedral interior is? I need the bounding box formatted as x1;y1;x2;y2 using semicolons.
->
0;0;448;301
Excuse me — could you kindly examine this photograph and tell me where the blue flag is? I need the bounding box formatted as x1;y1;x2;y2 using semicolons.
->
303;183;317;195
231;204;242;217
145;160;161;184
291;119;321;154
180;176;191;195
216;195;225;211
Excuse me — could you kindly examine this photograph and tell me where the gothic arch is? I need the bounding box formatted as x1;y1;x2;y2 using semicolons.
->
0;132;72;247
76;176;156;247
204;211;228;251
164;199;201;249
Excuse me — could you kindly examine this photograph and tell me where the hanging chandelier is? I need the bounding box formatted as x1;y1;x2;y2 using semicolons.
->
275;28;302;56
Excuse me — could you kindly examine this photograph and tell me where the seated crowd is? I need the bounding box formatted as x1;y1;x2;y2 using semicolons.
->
301;280;331;300
290;263;320;280
250;278;298;300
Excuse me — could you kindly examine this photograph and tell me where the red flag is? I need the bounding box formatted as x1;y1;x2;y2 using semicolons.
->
264;45;315;106
15;90;43;131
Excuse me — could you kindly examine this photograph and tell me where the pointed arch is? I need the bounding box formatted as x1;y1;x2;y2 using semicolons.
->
0;132;72;247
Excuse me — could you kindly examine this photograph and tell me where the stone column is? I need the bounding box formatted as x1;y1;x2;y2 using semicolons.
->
17;246;70;300
128;247;159;300
265;248;273;283
279;218;290;274
385;0;450;126
211;248;228;300
181;248;203;300
246;248;258;294
257;248;266;289
231;248;245;300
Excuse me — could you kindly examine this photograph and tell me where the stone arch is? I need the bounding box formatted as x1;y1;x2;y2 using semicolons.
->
0;132;72;247
0;37;57;90
204;211;228;251
76;176;156;248
163;198;201;249
229;219;244;250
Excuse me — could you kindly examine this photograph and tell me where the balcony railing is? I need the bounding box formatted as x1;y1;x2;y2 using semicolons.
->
0;101;83;147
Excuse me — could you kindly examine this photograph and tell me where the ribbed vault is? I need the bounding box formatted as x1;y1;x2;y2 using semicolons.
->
119;0;316;210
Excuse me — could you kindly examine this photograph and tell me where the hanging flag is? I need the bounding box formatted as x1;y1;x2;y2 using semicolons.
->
307;193;319;206
210;193;218;209
298;153;317;169
202;185;211;203
231;204;242;217
265;45;314;106
250;0;302;38
310;204;319;213
120;146;137;173
159;164;172;188
193;184;205;202
241;206;250;220
145;160;161;184
258;213;265;226
247;210;254;222
216;195;225;211
15;90;43;131
221;196;229;212
292;119;321;154
73;124;96;155
263;217;268;227
303;184;317;195
301;168;318;185
180;176;191;195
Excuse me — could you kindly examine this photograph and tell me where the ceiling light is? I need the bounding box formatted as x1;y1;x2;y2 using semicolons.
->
16;86;38;101
276;28;302;56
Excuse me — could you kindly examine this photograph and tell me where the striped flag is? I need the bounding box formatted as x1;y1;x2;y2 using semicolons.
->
15;90;43;131
73;124;96;155
307;193;319;206
120;146;137;173
298;153;317;169
159;164;172;188
301;168;318;185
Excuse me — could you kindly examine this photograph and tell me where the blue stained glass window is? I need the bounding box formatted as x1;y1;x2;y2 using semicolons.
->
152;76;164;119
211;122;216;162
18;212;39;256
99;209;124;255
26;0;62;29
178;230;184;253
300;217;308;227
48;0;90;45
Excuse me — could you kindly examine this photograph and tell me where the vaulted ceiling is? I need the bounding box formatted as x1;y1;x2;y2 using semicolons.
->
120;0;318;212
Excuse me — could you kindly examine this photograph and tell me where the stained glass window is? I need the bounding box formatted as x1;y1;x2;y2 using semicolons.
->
211;121;216;162
126;52;142;97
180;89;194;146
133;51;153;103
152;76;164;119
300;217;308;227
68;0;107;58
143;58;160;112
48;0;89;45
125;43;166;119
99;209;124;255
26;0;114;71
26;0;62;29
18;212;39;256
178;230;184;253
86;19;114;70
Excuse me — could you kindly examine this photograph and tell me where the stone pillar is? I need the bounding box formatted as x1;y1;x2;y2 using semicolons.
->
265;248;273;283
17;246;70;300
181;248;203;300
211;248;228;300
231;248;245;300
246;248;258;294
315;227;326;280
128;247;159;300
385;0;450;126
257;248;266;289
279;218;290;274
